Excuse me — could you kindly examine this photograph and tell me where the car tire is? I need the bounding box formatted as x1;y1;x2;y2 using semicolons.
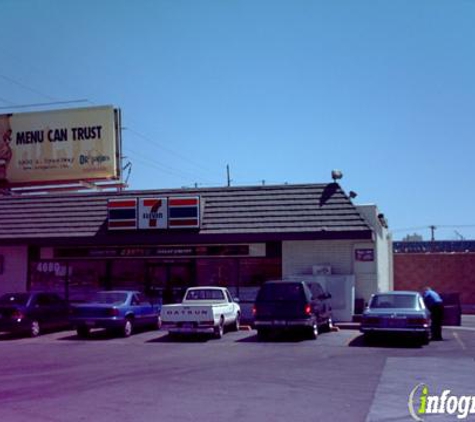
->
257;328;270;341
321;317;333;333
363;333;375;344
420;332;431;345
30;320;40;337
308;321;318;340
123;318;133;337
77;326;90;338
214;317;224;339
233;312;241;332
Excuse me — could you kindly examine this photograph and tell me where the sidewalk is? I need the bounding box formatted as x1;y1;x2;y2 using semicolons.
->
461;314;475;328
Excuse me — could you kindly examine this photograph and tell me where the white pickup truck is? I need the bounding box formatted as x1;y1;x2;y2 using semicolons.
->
161;287;241;338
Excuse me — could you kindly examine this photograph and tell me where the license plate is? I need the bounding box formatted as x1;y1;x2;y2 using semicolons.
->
387;319;405;328
85;321;96;327
273;320;287;326
183;323;193;329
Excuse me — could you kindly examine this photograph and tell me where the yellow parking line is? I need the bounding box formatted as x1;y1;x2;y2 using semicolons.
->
453;332;467;350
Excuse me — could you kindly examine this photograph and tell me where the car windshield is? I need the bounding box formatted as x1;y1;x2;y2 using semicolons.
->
185;289;225;301
370;294;417;309
257;283;305;301
91;292;128;305
0;293;30;306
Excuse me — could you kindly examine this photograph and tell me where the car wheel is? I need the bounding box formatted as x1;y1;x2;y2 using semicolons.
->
233;312;241;332
77;326;90;338
420;332;431;345
321;317;333;333
214;317;224;339
363;333;375;344
257;328;270;341
308;321;318;340
30;320;40;337
123;318;133;337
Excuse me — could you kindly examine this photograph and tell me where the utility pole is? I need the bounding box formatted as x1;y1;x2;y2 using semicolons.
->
226;164;231;187
429;225;436;242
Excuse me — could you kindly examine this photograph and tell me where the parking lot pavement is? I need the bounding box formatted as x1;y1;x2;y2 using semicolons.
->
366;357;475;422
0;326;473;422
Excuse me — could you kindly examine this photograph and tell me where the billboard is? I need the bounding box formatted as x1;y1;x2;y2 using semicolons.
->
0;106;121;186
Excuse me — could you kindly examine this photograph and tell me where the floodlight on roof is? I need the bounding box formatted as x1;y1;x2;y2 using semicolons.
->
331;170;343;182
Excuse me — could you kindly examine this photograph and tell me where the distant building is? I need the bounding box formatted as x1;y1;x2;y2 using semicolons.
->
394;240;475;313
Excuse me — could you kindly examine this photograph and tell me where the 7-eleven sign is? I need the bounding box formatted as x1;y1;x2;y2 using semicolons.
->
138;198;168;229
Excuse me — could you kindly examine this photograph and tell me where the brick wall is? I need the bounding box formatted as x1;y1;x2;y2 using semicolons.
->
394;253;475;310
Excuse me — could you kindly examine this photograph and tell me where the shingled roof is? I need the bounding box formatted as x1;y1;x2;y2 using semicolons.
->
0;183;373;244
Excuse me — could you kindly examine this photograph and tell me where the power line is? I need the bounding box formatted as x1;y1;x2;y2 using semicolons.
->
0;99;90;110
124;127;218;177
0;73;58;101
0;96;16;106
123;147;216;184
393;224;475;232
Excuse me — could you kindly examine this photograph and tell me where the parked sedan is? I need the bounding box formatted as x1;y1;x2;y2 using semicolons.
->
360;291;431;345
70;290;162;338
0;292;69;337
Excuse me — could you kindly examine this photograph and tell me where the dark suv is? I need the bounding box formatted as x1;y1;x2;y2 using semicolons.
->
253;280;332;340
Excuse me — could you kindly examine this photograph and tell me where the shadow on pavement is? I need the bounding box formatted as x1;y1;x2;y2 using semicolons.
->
147;333;212;343
348;333;424;349
236;332;310;343
58;329;125;341
0;332;28;341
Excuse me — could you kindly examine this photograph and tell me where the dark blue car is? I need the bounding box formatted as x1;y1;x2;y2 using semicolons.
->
0;292;69;337
70;290;161;338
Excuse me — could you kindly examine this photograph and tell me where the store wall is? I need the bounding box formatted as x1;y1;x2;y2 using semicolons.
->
282;240;354;277
356;205;394;297
283;234;392;307
0;246;28;294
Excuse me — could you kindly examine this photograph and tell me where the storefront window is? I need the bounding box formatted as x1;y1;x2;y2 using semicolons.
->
238;258;281;303
146;260;194;304
196;257;281;302
69;261;107;301
30;260;107;302
110;260;146;290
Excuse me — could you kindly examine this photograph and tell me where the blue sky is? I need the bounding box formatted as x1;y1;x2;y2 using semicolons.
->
1;0;475;240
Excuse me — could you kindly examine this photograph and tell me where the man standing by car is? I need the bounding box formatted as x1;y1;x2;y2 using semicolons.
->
422;286;444;341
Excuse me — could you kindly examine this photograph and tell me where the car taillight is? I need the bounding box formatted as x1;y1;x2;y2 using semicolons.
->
407;318;429;326
304;305;312;315
252;306;257;316
108;308;119;316
12;310;24;321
